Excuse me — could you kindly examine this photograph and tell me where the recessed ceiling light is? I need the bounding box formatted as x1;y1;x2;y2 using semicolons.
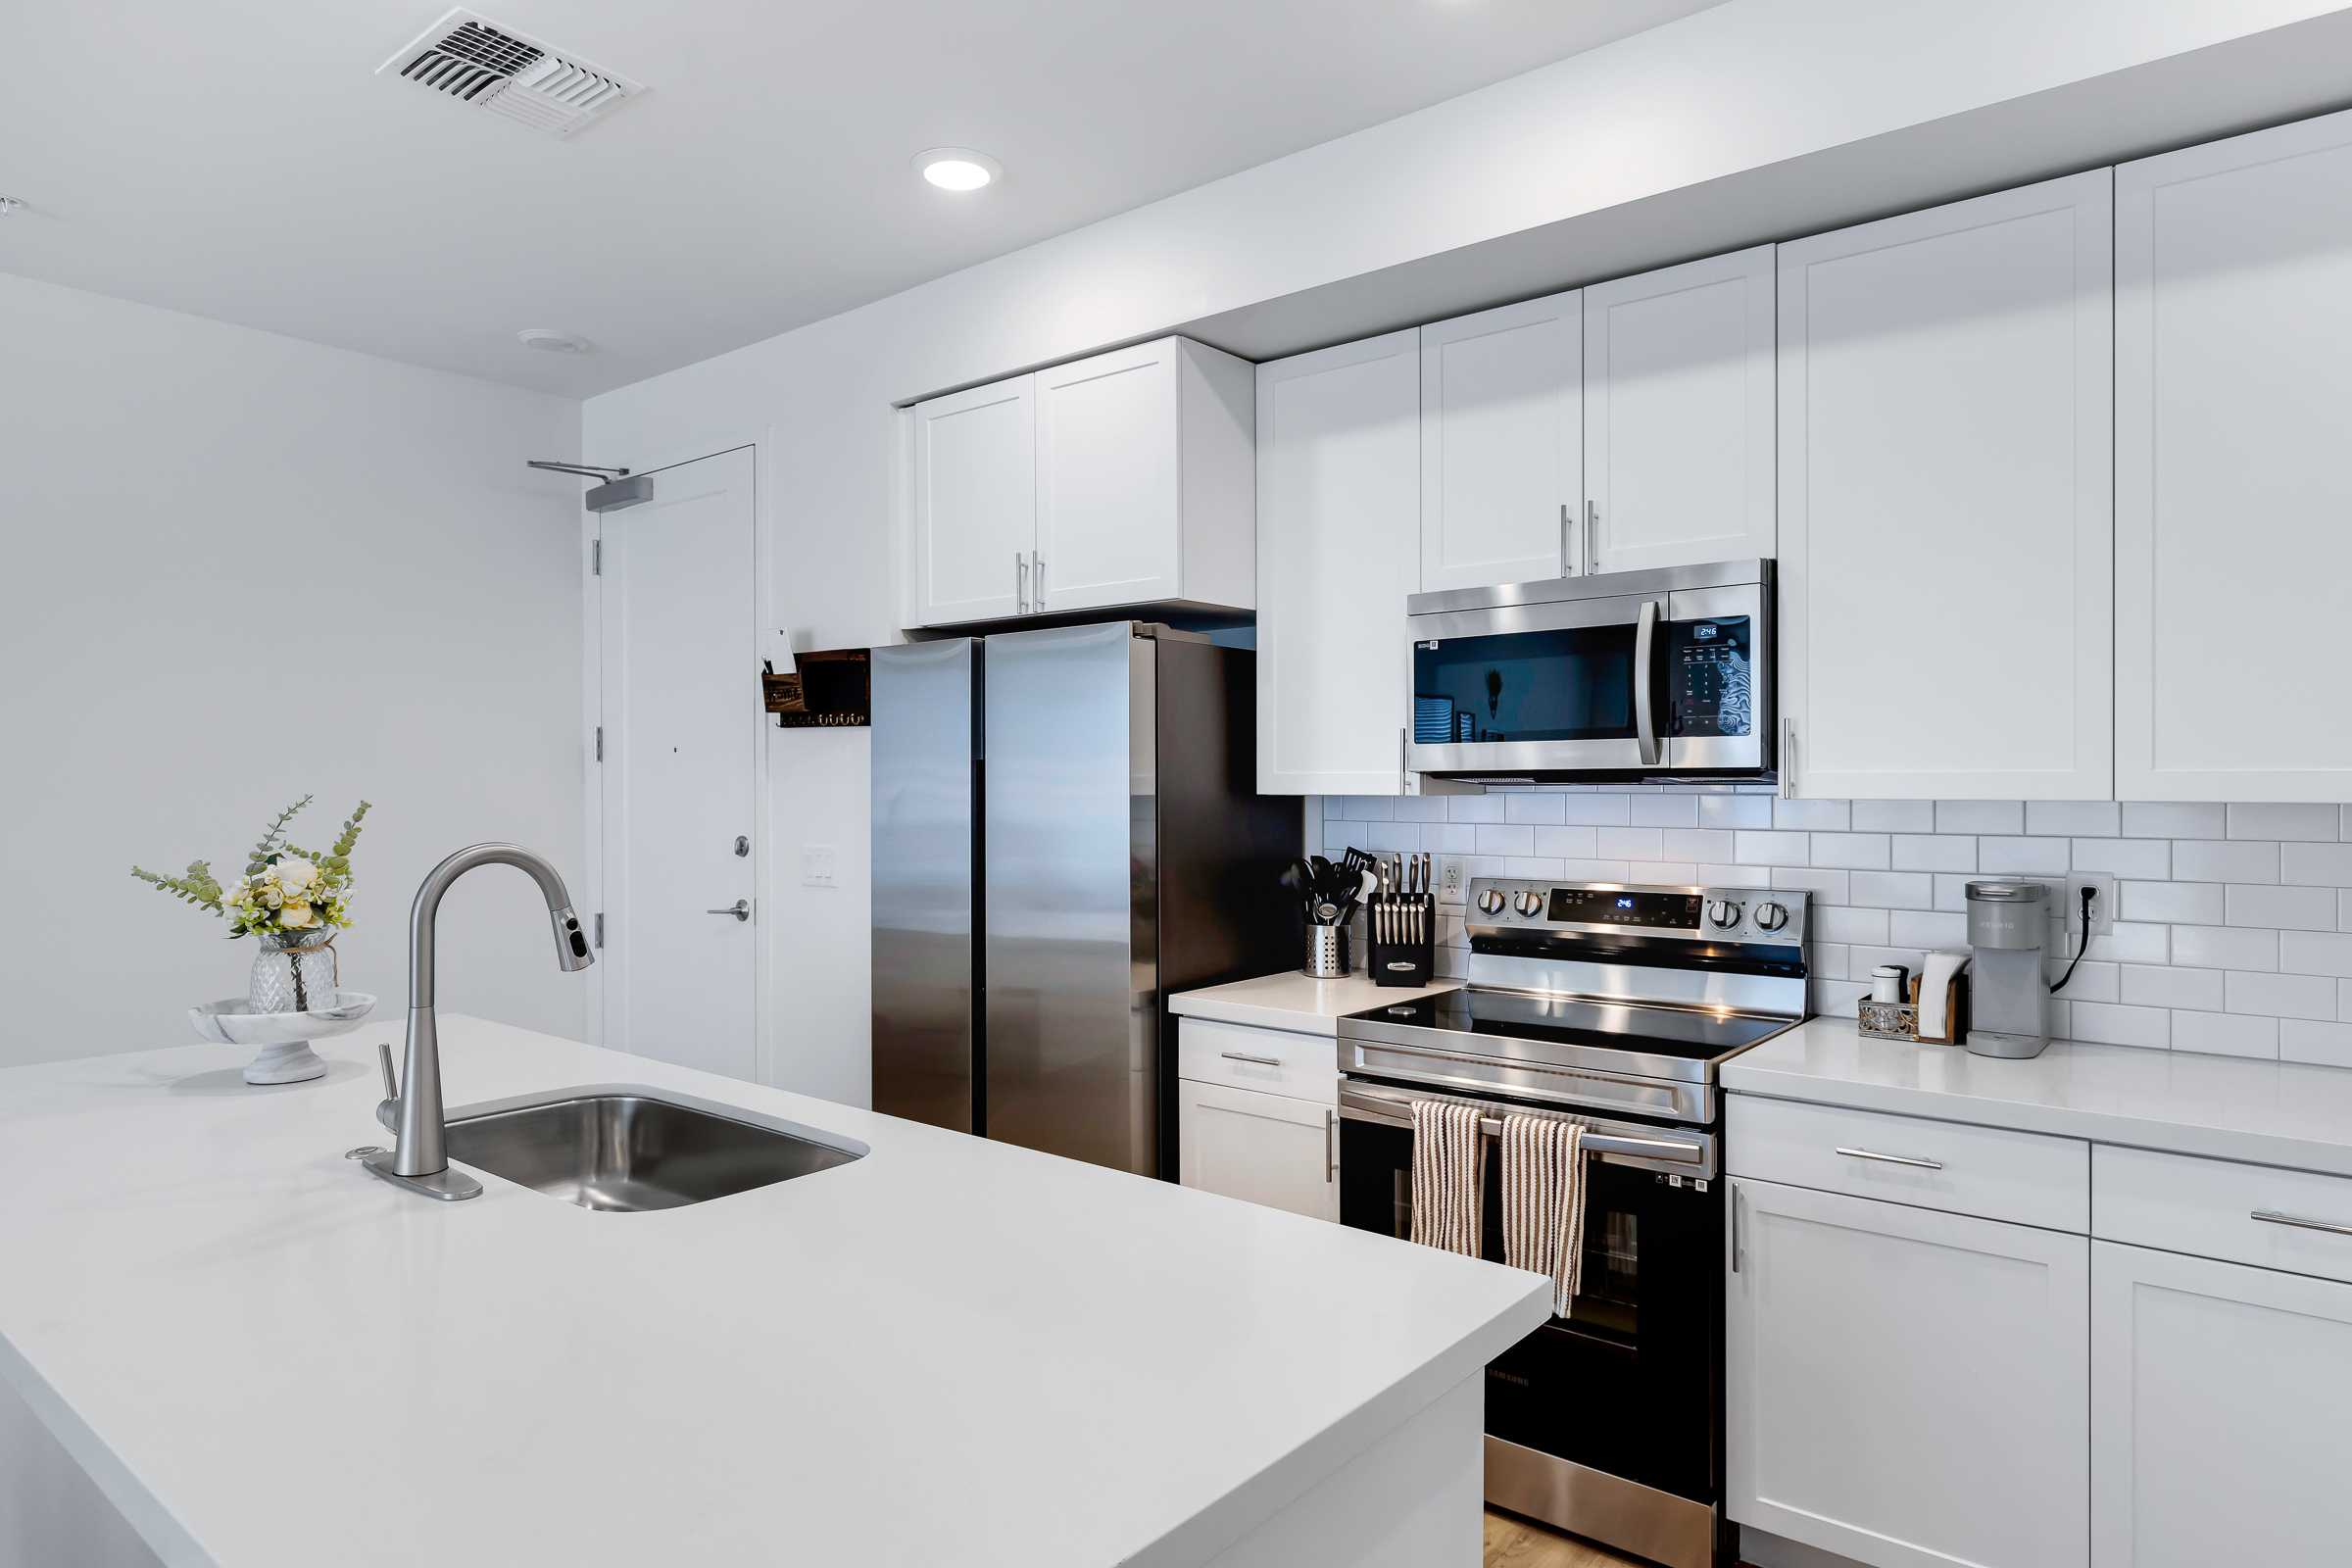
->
517;328;594;355
915;148;1001;192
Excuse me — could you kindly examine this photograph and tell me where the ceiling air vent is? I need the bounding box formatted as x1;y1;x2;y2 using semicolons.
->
378;8;641;138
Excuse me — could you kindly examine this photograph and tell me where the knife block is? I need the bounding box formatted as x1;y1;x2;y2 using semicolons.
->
1368;896;1436;988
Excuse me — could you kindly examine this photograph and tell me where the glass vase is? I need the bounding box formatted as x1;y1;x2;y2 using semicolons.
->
249;928;340;1014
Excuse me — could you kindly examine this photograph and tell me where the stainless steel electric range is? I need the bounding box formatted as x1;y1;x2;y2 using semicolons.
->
1337;877;1810;1568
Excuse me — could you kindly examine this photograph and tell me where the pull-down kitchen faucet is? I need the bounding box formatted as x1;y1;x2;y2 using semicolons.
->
361;843;593;1200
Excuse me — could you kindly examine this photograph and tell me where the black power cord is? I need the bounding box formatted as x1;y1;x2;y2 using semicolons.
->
2048;884;2098;994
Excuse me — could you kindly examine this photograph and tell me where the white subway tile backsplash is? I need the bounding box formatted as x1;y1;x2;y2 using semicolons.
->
1852;945;1929;976
1474;823;1534;857
1339;797;1396;821
2069;1001;2172;1049
1773;867;1852;902
1663;828;1735;862
1532;825;1599;859
1598;826;1663;861
1933;874;1974;912
2283;842;2352;887
2120;880;2224;925
2226;970;2339;1020
1505;793;1567;825
1889;910;1969;950
1555;859;1634;881
1446;793;1505;823
1810;833;1892;870
1698;795;1772;831
1853;801;1936;833
1695;864;1773;887
2344;890;2352;932
1423;823;1477;854
1735;831;1810;866
1558;795;1634;825
2028;801;2119;837
2171;839;2278;884
1817;906;1889;945
2173;925;2277;971
1630;795;1700;828
2071;839;2170;879
2280;931;2352;977
1936;801;2024;835
2281;1018;2352;1068
1649;862;1700;884
2171;1010;2278;1058
1809;943;1852;981
1811;979;1867;1017
2085;923;2171;964
1774;799;1850;831
2344;978;2352;1021
2226;884;2338;931
2049;958;2119;1002
1364;821;1420;852
2120;803;2227;838
1980;837;2071;875
1850;871;1936;909
2229;803;2340;841
1392;795;1449;822
1893;835;1976;872
2122;963;2224;1010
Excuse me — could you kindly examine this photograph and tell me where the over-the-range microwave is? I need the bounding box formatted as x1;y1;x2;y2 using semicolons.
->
1405;560;1775;782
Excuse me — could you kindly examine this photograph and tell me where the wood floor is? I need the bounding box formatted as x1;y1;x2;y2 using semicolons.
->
1483;1508;1645;1567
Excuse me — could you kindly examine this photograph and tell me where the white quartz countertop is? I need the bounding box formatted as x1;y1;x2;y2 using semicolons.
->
1726;1018;2352;1176
0;1018;1548;1568
1168;972;1461;1034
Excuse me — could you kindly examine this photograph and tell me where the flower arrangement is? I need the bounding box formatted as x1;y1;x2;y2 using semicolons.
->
132;796;372;940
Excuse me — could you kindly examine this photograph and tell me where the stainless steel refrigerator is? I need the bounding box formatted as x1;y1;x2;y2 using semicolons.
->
871;622;1298;1178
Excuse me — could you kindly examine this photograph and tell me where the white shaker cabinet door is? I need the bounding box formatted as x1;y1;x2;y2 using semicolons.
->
1177;1079;1339;1223
2092;1242;2352;1567
1035;339;1182;613
1727;1178;2089;1568
1255;329;1422;796
1583;246;1776;573
2116;108;2352;802
1777;172;2113;800
1418;291;1580;593
911;372;1035;625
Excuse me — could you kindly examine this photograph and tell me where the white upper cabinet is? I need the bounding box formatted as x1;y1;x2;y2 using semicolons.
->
1418;291;1581;593
1257;330;1422;796
1584;245;1777;573
910;337;1253;628
1776;172;2114;800
2117;110;2352;802
912;373;1035;626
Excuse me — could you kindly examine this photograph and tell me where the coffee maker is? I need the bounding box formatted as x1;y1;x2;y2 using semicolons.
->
1965;880;2050;1058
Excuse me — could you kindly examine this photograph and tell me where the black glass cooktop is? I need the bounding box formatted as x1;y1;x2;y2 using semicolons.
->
1344;988;1788;1063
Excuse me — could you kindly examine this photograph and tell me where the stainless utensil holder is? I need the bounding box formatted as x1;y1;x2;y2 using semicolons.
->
1303;924;1350;979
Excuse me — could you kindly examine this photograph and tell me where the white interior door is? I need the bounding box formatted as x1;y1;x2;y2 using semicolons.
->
599;446;758;1080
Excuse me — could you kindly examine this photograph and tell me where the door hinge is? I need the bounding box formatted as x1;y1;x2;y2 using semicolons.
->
591;538;602;576
593;912;604;950
594;725;604;762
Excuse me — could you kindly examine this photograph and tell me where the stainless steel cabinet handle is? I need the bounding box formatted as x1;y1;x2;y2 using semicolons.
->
1325;1109;1337;1183
1587;500;1600;574
706;899;751;921
1837;1146;1943;1171
1015;551;1028;613
1559;502;1571;574
1633;599;1663;767
1779;718;1798;801
2252;1209;2352;1238
1032;550;1046;610
1732;1184;1744;1274
1220;1051;1283;1067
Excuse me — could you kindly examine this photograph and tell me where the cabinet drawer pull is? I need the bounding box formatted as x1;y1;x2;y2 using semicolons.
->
1836;1146;1943;1171
1325;1109;1337;1183
2252;1209;2352;1239
1219;1051;1284;1068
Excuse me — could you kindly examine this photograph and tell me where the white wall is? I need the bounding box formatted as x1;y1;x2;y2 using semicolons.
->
584;0;2349;1104
0;274;586;1067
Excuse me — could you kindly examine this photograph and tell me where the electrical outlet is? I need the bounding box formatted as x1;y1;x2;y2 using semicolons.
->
1438;857;1466;904
2061;872;2114;939
800;846;837;889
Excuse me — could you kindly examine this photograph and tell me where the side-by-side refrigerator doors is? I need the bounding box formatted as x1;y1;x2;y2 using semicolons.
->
985;621;1158;1176
871;638;980;1134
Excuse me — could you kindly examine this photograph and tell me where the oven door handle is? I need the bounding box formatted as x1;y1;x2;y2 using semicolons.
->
1634;598;1664;767
1338;1086;1706;1166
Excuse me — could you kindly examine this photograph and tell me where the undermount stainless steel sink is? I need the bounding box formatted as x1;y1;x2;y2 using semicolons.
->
438;1086;867;1212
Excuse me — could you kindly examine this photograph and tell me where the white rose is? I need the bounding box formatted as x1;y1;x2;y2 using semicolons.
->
277;901;315;930
274;858;318;893
220;880;245;907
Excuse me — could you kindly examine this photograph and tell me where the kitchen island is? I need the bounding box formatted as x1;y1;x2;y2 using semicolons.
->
0;1017;1550;1567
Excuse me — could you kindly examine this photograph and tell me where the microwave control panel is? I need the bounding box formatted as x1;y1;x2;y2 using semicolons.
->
1668;616;1753;738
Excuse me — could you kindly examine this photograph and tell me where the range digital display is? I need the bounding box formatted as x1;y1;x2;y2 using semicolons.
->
1546;889;1704;928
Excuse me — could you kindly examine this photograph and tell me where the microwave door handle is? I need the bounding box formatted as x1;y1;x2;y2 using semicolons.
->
1634;599;1664;767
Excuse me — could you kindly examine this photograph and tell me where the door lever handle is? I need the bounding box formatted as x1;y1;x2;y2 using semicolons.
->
707;899;752;921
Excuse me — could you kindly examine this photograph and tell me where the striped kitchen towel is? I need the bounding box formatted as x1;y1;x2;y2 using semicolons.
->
1409;1099;1486;1257
1500;1112;1588;1316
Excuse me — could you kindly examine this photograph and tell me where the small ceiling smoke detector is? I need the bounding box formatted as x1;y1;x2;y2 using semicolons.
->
915;148;1001;192
0;196;24;217
380;8;641;138
518;328;594;355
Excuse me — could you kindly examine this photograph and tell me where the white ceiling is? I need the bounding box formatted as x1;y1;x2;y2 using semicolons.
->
0;0;1726;397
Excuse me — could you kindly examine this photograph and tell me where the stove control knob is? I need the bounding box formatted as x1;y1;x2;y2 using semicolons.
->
1514;889;1545;918
1705;899;1744;929
1475;888;1507;916
1754;901;1790;932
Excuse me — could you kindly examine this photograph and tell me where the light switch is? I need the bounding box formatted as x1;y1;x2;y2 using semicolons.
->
800;846;837;889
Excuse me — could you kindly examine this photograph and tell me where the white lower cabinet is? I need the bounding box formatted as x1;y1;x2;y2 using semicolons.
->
1726;1177;2089;1568
2090;1241;2352;1567
1176;1077;1339;1222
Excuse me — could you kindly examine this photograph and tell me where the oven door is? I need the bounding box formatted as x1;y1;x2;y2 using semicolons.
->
1337;1082;1721;1507
1405;593;1654;775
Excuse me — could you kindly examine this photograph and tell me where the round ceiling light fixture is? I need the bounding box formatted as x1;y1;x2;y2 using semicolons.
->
915;148;1001;192
517;328;595;355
